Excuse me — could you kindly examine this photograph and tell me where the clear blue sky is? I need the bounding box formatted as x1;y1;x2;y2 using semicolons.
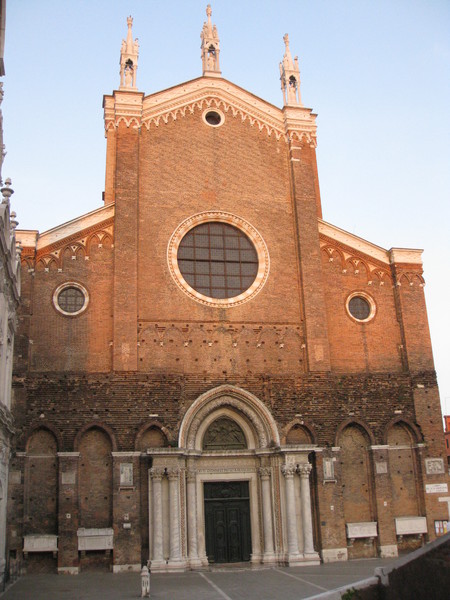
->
3;1;450;419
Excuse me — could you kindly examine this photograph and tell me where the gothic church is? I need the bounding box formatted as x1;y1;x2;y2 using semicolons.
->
7;7;449;574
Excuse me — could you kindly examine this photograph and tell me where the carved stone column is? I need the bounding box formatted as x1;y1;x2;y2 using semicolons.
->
185;468;201;567
150;467;165;568
167;467;185;569
282;464;301;564
259;467;276;563
298;463;320;564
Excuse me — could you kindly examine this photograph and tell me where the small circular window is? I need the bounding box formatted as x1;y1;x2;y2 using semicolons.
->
168;212;270;307
346;292;375;323
202;109;224;127
53;283;89;316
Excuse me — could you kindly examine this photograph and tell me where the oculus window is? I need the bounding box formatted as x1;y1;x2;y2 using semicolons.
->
168;211;270;307
346;292;376;323
202;108;225;127
53;283;89;316
177;222;258;299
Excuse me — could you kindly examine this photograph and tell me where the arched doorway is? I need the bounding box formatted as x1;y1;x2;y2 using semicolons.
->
146;385;319;571
202;417;251;563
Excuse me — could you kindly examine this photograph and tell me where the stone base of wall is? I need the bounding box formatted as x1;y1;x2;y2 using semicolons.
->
321;547;348;563
112;563;141;573
379;544;398;558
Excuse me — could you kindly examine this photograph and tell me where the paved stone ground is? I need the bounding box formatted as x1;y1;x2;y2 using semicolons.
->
0;558;396;600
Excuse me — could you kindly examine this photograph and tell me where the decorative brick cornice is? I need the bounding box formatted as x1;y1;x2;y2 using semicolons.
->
105;78;317;145
320;234;392;283
36;217;114;258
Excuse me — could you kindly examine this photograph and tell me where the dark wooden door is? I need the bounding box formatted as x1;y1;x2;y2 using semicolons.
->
204;481;252;563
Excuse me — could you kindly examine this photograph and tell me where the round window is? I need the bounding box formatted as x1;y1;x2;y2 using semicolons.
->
346;292;375;323
53;283;89;316
177;222;258;299
168;212;270;307
202;109;225;127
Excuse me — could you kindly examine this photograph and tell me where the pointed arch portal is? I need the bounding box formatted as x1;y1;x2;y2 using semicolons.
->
147;385;318;571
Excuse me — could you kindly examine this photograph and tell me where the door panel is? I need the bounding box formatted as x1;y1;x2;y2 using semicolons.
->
204;482;252;563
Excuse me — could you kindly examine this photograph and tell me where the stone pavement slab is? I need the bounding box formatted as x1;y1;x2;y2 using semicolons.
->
0;559;396;600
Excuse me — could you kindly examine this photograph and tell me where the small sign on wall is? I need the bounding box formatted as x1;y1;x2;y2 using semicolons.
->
434;520;448;536
425;483;448;494
120;463;133;486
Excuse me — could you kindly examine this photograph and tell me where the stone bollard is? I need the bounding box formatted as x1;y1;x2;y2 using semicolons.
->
141;565;150;598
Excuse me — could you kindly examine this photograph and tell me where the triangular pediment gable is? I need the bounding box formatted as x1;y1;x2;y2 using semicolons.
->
105;77;317;143
17;204;115;268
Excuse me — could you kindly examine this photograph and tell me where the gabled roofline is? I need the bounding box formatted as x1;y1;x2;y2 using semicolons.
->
104;75;283;115
319;219;423;266
16;203;115;250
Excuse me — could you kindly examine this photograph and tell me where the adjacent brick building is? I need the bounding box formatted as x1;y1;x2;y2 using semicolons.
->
7;8;449;574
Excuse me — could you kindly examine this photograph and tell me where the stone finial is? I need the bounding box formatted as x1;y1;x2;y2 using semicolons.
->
201;5;221;77
10;211;18;231
280;34;302;107
1;178;13;205
119;16;139;90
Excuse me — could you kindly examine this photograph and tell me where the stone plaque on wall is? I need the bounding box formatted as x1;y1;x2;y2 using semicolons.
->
120;463;133;486
425;483;448;494
346;522;378;539
425;458;445;475
395;517;427;535
77;528;114;551
375;461;388;474
24;535;58;553
323;458;335;481
62;471;76;485
9;470;21;485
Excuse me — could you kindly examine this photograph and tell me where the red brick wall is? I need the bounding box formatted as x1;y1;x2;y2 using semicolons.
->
321;250;404;373
78;428;113;528
19;238;113;373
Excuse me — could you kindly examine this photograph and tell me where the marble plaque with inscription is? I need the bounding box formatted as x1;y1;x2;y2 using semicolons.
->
120;463;133;486
323;458;335;480
23;535;58;553
346;522;378;539
395;516;427;535
425;483;448;494
77;528;114;551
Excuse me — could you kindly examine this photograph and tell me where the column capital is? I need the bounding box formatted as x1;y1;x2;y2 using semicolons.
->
167;467;180;481
282;464;296;478
150;467;165;481
258;467;272;480
297;463;312;478
186;469;198;483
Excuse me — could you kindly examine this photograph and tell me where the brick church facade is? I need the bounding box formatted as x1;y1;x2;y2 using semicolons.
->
7;8;449;574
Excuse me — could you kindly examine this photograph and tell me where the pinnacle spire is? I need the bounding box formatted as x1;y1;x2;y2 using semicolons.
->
119;16;139;90
279;34;302;106
201;5;221;77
